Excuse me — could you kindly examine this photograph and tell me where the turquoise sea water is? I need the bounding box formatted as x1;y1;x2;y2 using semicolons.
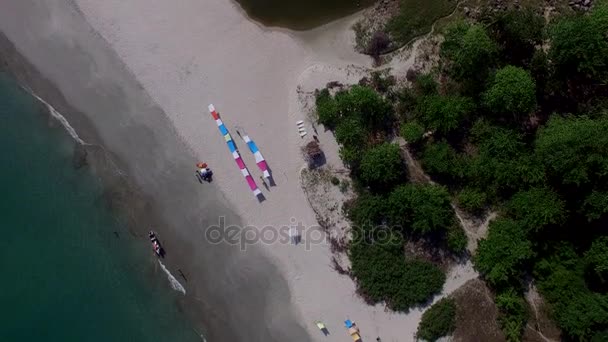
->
0;73;202;341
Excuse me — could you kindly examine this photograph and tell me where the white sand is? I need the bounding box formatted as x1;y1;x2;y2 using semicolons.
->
71;1;477;340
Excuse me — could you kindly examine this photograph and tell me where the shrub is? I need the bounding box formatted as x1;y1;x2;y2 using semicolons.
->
400;121;425;144
366;30;390;59
387;184;454;234
446;223;468;254
507;187;566;231
359;143;406;190
474;218;535;288
416;298;457;342
414;73;438;96
457;188;488;214
316;88;338;128
421;140;463;181
417;95;475;135
483;65;536;118
349;235;446;311
495;288;529;342
330;176;340;186
335;117;367;149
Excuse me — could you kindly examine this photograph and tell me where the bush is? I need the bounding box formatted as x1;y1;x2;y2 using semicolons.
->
421;140;463;180
417;298;457;342
347;193;387;227
359;143;406;190
417;95;475;135
350;235;446;311
507;187;566;231
446;223;468;254
330;176;340;185
316;88;338;128
335;117;367;149
366;30;390;59
414;73;438;96
495;288;529;342
474;218;535;288
387;184;454;234
457;188;488;214
483;65;536;118
400;121;425;144
441;22;497;91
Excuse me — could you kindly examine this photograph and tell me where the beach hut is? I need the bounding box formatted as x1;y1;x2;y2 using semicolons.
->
301;141;325;169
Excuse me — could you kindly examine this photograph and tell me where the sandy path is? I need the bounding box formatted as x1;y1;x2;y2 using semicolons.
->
59;0;476;340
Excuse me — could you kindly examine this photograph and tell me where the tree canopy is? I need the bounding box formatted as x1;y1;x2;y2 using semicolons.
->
475;218;535;288
483;65;536;118
359;143;406;190
416;95;475;134
416;298;457;342
507;187;566;231
387;184;454;234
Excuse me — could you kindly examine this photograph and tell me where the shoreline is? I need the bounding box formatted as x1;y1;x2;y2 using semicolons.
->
0;1;478;341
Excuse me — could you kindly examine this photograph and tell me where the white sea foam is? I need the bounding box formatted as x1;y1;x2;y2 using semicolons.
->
24;87;86;145
158;260;186;295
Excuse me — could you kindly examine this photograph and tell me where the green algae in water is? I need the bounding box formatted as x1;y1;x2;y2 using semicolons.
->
0;73;202;342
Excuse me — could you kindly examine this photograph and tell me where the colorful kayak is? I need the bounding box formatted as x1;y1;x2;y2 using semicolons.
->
235;127;271;179
208;104;262;197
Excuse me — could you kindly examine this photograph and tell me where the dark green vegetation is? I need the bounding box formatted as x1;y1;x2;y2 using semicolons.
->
320;1;608;340
416;298;457;342
387;0;457;45
316;78;460;311
233;0;375;30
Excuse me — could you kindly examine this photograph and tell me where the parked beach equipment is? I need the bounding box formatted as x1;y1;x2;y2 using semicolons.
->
208;104;262;197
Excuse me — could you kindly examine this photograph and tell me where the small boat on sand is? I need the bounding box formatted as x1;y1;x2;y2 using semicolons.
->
149;231;164;257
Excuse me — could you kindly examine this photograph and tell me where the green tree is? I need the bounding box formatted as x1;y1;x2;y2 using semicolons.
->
316;88;338;128
335;117;367;149
494;8;545;65
507;187;566;231
441;22;497;90
347;193;387;227
583;190;608;221
421;140;463;181
457;188;488;214
447;223;468;254
359;143;406;190
400;120;425;144
549;4;608;81
467;122;544;195
495;288;529;342
349;235;445;311
483;66;536;118
417;95;475;134
416;298;457;342
585;237;608;284
387;184;454;234
414;73;438;96
535;116;608;186
475;218;535;287
341;85;394;129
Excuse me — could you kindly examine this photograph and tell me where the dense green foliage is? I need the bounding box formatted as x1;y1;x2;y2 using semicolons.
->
475;218;534;288
456;188;487;214
495;289;529;342
386;0;457;45
441;22;497;92
416;298;457;342
400;120;425;143
416;95;475;134
483;66;536;118
359;143;406;190
387;184;454;234
349;235;445;311
319;3;608;336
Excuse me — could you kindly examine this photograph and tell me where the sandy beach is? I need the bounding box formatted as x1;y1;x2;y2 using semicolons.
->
0;0;477;341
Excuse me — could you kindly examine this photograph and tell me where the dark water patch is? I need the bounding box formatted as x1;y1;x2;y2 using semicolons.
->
233;0;375;30
0;73;203;342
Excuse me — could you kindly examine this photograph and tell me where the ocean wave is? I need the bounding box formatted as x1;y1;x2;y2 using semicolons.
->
158;260;186;295
24;87;86;145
